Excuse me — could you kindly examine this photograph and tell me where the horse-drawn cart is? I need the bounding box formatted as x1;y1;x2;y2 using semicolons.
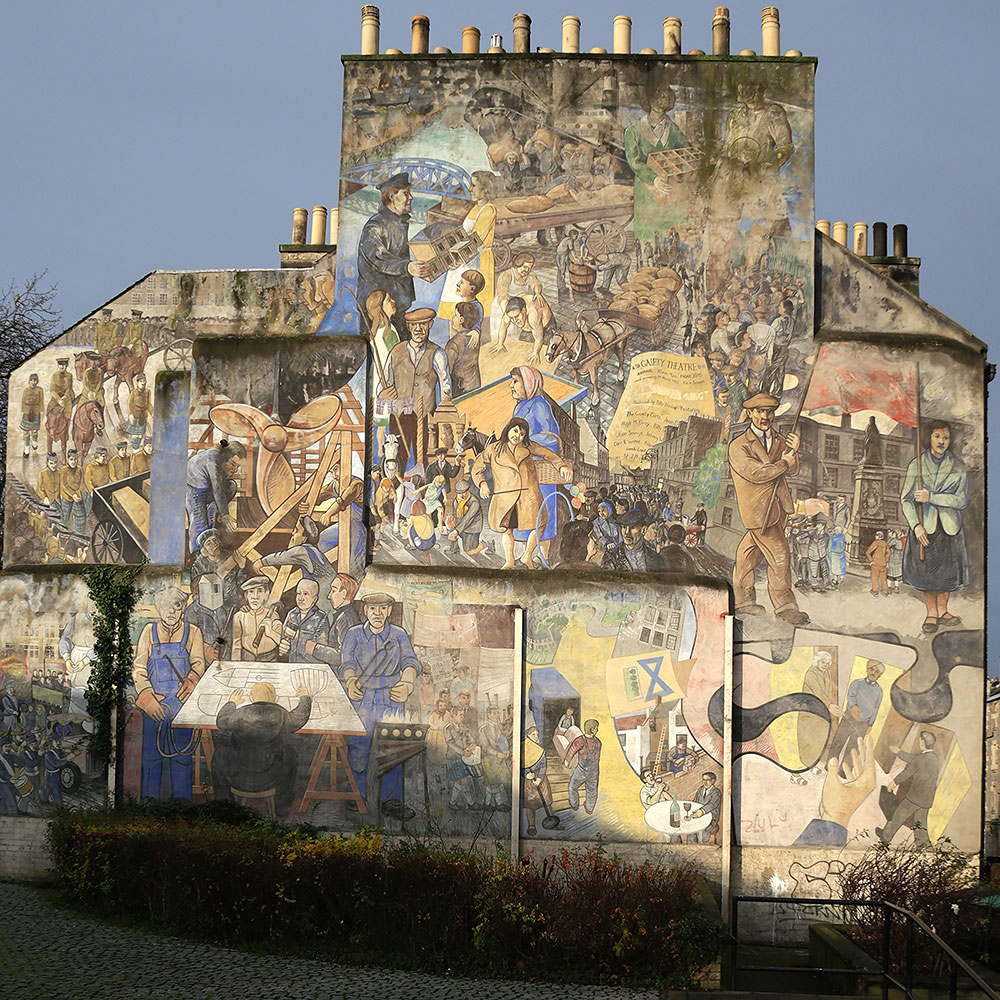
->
90;471;150;563
599;265;685;347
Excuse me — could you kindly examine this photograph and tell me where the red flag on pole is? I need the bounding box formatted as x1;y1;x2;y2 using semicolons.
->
802;343;919;427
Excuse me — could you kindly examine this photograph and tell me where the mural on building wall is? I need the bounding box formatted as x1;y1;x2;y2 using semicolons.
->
0;575;105;815
327;57;815;575
4;322;172;565
119;572;519;829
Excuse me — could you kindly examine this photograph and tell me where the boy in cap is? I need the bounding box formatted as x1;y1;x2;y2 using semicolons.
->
231;576;281;661
110;440;131;481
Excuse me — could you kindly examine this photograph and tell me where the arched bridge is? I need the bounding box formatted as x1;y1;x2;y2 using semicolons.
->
340;158;472;198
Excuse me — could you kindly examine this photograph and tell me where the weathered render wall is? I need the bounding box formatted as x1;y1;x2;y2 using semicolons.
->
0;52;987;919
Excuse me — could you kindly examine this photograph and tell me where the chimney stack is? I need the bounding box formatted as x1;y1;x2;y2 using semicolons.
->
310;206;328;246
292;207;308;245
853;222;869;257
462;26;480;53
816;219;831;237
663;17;681;54
712;7;730;56
872;221;888;256
360;5;380;55
411;15;430;54
761;7;780;57
832;221;848;247
512;13;531;53
613;15;632;54
562;16;581;52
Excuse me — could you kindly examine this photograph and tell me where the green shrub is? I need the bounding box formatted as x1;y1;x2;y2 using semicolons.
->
47;808;724;987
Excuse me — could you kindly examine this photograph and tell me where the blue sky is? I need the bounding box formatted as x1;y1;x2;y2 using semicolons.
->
2;0;995;664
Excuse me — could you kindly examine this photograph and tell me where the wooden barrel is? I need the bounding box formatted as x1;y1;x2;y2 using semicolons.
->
568;259;597;293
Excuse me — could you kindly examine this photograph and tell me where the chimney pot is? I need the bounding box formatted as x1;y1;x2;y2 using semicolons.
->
853;222;869;256
784;49;802;56
385;47;403;54
893;224;908;257
832;221;849;247
761;6;780;57
329;207;339;246
562;15;581;53
292;207;308;245
688;48;705;55
411;14;430;54
310;206;328;246
360;5;380;55
488;33;504;52
613;14;632;54
590;46;607;53
639;47;657;54
462;26;481;53
512;13;531;53
739;49;756;56
712;7;730;56
816;219;831;237
663;16;682;54
872;221;888;256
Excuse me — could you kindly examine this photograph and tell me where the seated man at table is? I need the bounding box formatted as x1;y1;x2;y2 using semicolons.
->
212;681;312;817
691;771;721;845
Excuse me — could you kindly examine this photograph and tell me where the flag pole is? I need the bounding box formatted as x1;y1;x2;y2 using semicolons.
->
914;361;925;561
760;346;822;526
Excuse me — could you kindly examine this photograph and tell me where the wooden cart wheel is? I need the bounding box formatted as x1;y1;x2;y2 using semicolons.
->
492;239;513;272
164;339;193;371
92;520;125;564
668;295;681;321
585;220;626;257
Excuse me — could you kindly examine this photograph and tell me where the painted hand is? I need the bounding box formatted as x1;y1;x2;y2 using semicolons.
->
818;733;875;829
346;677;363;701
177;672;200;702
914;525;930;547
137;688;167;721
389;679;414;703
913;488;931;504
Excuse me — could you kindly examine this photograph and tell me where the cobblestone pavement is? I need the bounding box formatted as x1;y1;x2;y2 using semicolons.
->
0;882;660;1000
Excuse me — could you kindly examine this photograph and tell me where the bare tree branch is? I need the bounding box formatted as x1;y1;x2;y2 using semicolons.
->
0;271;62;375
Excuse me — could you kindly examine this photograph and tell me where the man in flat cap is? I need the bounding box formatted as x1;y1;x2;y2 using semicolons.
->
339;593;422;820
601;502;666;573
381;306;452;464
357;172;433;343
728;392;809;625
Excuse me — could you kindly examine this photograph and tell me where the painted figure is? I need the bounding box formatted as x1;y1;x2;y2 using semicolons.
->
827;659;885;768
866;531;890;596
20;373;43;458
59;450;87;536
565;718;602;815
278;579;329;663
877;731;940;846
691;771;722;844
132;587;205;800
356;172;433;341
126;372;151;451
470;417;571;570
900;420;969;634
185;440;246;552
212;681;312;817
231;576;282;661
339;593;422;819
728;392;809;625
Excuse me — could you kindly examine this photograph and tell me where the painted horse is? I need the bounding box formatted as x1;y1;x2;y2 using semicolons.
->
46;399;70;462
545;313;628;404
73;399;105;462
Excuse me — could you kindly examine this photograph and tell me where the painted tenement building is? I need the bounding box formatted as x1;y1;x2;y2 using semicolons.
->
0;6;988;919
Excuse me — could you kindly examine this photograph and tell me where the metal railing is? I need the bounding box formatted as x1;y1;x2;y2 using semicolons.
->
730;895;1000;1000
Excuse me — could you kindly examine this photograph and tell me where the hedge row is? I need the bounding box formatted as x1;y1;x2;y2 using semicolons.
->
47;803;724;987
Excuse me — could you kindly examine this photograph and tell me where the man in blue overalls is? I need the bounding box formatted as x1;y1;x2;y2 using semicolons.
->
132;586;206;800
339;593;422;820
